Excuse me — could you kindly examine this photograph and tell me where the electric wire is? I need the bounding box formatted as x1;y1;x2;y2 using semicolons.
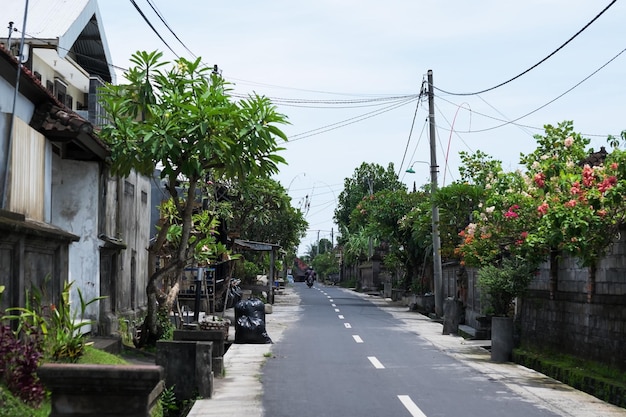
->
434;0;618;96
397;78;427;176
144;0;197;59
128;0;180;59
436;46;626;135
288;96;419;141
13;4;622;143
400;117;429;184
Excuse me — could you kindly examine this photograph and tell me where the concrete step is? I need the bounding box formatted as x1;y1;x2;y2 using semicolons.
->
88;336;122;355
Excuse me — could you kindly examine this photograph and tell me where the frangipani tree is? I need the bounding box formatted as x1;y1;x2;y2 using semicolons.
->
99;51;288;345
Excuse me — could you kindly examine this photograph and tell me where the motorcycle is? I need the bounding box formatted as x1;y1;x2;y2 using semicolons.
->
306;275;314;288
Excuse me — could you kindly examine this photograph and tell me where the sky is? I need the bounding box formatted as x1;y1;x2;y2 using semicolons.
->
93;1;624;255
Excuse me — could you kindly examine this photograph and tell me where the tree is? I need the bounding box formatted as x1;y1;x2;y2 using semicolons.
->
311;252;340;281
334;162;405;234
350;189;426;289
228;176;307;250
99;51;288;346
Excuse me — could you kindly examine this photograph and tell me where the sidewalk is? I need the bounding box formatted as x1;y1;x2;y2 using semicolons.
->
187;288;301;417
188;286;626;417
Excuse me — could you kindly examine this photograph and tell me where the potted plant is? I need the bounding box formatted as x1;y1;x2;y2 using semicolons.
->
476;257;535;362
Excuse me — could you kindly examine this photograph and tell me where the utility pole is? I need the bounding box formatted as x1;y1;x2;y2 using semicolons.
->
428;69;444;317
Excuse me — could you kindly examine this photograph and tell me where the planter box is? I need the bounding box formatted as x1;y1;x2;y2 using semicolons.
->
156;340;213;400
38;364;163;417
409;294;435;315
491;316;514;363
173;329;226;376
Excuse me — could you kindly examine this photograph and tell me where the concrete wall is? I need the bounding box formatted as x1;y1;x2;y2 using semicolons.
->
99;172;151;335
51;156;101;325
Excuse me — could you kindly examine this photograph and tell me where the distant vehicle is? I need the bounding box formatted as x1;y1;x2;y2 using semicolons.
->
287;274;294;283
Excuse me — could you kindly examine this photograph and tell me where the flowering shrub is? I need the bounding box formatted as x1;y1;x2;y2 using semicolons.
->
457;121;626;306
520;122;626;302
456;169;542;268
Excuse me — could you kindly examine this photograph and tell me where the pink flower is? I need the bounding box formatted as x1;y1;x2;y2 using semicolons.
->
564;137;574;148
564;199;577;208
582;165;594;187
598;176;617;193
570;181;581;195
504;206;519;219
610;163;618;170
533;172;546;188
537;202;549;215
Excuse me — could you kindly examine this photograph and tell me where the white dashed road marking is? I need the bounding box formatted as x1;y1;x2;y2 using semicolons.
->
368;356;385;369
352;335;364;343
397;395;428;417
344;323;352;329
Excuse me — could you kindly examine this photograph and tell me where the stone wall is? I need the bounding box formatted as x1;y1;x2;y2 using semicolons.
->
441;232;626;371
521;232;626;371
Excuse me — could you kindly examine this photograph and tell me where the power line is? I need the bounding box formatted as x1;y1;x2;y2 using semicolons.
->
434;0;618;96
144;0;197;59
128;0;179;59
397;77;427;175
289;96;419;141
436;46;626;135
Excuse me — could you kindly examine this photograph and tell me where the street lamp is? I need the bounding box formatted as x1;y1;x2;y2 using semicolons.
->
405;160;429;174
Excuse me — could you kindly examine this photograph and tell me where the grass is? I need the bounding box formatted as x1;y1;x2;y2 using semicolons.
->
79;345;129;365
514;346;626;408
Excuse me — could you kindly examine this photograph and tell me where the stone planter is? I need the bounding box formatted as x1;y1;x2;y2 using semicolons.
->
198;316;230;339
37;364;163;417
173;329;226;377
156;340;214;400
409;294;435;315
491;316;514;363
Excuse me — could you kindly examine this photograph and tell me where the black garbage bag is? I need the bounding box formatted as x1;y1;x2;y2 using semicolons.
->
234;298;273;344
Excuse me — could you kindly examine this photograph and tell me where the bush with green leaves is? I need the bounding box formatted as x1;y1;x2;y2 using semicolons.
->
4;280;104;363
476;257;535;317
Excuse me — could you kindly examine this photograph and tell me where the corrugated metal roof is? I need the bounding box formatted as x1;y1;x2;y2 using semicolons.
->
1;0;115;82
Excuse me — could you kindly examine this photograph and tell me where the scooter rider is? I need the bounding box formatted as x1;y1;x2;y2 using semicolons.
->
305;267;316;287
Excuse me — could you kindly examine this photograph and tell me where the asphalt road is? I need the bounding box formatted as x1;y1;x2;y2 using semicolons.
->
262;283;559;417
